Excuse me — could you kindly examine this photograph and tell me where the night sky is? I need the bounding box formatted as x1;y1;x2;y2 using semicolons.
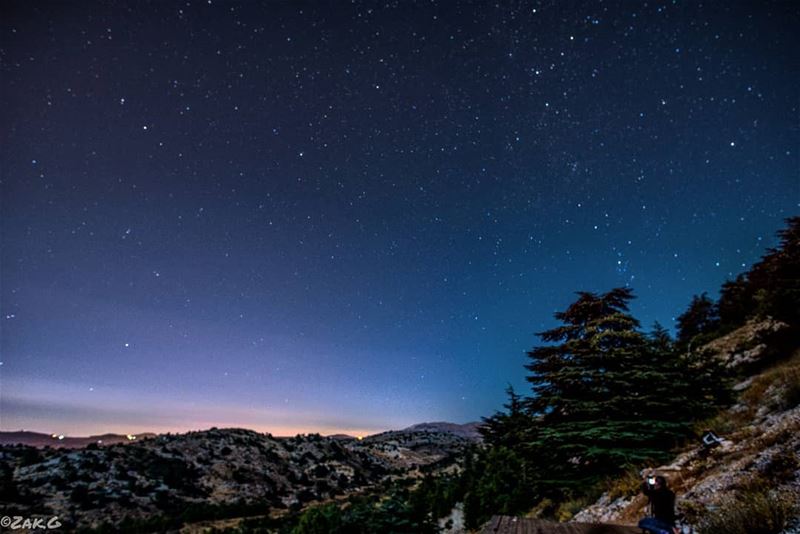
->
1;1;798;437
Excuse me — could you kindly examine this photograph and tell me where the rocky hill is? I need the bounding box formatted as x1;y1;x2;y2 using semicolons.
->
0;424;477;531
572;319;800;532
402;422;483;441
358;422;480;472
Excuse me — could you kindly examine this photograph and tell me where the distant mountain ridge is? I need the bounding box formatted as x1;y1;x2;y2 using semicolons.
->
402;421;483;441
0;421;481;449
0;430;157;449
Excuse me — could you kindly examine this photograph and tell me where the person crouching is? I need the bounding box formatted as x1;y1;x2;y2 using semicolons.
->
638;473;678;534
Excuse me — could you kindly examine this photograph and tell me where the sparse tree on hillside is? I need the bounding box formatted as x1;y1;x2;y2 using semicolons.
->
715;217;800;332
718;274;753;328
746;216;800;326
479;385;536;448
676;292;720;346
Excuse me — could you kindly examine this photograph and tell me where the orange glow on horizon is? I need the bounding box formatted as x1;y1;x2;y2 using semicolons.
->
9;421;389;440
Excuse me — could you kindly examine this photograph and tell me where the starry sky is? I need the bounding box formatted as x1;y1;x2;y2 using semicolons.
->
1;1;798;437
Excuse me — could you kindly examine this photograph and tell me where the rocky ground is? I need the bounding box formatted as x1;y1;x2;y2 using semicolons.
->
573;320;800;532
0;424;478;530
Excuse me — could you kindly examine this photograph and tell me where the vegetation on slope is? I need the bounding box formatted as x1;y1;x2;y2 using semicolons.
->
270;217;800;533
465;216;799;528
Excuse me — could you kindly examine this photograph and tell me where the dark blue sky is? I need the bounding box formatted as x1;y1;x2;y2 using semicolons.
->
1;1;798;436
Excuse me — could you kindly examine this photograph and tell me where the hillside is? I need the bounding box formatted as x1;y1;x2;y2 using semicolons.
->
0;431;158;449
0;425;477;530
402;422;483;441
358;422;481;472
572;320;800;532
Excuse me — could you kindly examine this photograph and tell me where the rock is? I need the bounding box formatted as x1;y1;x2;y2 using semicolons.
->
700;318;790;368
733;377;754;391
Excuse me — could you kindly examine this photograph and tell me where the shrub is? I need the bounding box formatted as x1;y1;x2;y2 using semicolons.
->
313;464;329;478
233;467;253;484
762;449;800;483
678;499;707;525
292;502;343;534
698;488;797;534
554;496;591;522
19;448;43;467
63;468;79;483
0;464;20;502
742;350;800;412
605;465;645;500
779;366;800;409
70;484;90;506
296;488;319;504
314;479;330;494
462;446;536;528
528;498;556;518
144;453;200;493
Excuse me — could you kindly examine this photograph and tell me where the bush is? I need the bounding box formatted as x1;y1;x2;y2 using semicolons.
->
605;465;645;500
555;497;591;522
0;464;21;502
63;467;79;483
144;453;200;494
313;464;329;478
698;488;797;534
779;366;800;409
70;484;91;506
292;503;343;534
297;488;318;504
762;449;800;483
19;448;43;467
462;446;536;529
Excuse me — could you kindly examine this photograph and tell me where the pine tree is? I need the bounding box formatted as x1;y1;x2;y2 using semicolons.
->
523;288;693;492
747;216;800;326
479;385;535;448
646;322;730;426
676;292;719;346
649;322;674;354
718;274;753;329
462;446;534;529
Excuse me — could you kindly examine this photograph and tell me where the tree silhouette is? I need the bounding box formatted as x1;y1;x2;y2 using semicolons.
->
479;385;536;449
676;292;719;346
746;216;800;326
524;287;695;492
